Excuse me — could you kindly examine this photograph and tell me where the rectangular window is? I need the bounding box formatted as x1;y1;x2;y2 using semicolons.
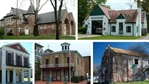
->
8;53;12;65
112;26;116;32
55;58;58;67
119;23;123;34
67;57;70;66
17;55;20;66
126;26;131;33
135;59;138;64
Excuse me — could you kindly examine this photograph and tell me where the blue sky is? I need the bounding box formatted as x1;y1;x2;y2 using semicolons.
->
93;42;144;64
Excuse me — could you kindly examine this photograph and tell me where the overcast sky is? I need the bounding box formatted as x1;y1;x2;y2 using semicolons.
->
37;41;91;56
0;0;77;22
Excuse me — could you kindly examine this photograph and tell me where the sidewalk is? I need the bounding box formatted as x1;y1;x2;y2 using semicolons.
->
35;80;88;84
78;34;100;38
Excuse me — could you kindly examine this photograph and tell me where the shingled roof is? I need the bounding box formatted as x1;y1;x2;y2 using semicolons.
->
83;4;146;23
110;47;149;58
25;5;34;14
37;9;67;24
4;7;26;18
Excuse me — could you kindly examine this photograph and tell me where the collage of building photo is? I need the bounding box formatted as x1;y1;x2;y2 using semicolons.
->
0;0;149;84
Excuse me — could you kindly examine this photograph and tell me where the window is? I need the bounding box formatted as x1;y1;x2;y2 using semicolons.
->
77;57;79;65
126;26;131;33
119;22;123;34
135;59;138;64
65;46;67;50
112;26;116;32
55;58;58;67
62;46;64;50
7;52;12;65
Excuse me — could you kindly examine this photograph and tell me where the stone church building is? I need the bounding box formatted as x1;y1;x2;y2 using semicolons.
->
99;45;149;83
0;5;75;36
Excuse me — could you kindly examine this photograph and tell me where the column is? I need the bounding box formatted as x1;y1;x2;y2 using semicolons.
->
2;50;6;66
22;56;24;66
7;70;10;83
13;69;16;84
28;69;31;82
41;69;43;81
14;53;16;65
21;70;24;83
2;68;6;84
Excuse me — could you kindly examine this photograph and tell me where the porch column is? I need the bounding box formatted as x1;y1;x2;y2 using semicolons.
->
2;68;6;84
13;69;16;84
7;70;10;83
21;70;24;83
41;69;43;81
28;69;31;82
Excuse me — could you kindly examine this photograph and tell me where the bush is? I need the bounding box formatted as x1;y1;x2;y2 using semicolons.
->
7;32;14;36
71;76;80;83
80;76;84;81
19;31;25;36
78;27;87;34
0;27;4;37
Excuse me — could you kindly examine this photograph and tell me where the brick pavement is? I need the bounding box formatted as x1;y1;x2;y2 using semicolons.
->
35;80;88;84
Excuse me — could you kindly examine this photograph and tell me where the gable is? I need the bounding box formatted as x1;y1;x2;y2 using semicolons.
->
90;5;105;16
117;14;125;19
6;43;29;54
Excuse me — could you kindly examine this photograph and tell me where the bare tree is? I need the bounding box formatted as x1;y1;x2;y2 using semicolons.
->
126;0;136;9
30;0;48;36
128;42;149;56
49;0;75;39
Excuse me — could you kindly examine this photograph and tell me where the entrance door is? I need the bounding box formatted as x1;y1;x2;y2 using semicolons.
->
52;70;61;81
92;21;102;34
55;58;58;67
10;71;13;82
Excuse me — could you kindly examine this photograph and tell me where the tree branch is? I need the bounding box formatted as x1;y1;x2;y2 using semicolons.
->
50;0;55;9
38;0;49;12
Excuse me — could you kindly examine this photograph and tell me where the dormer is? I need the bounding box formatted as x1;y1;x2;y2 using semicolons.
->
117;13;125;19
61;42;70;51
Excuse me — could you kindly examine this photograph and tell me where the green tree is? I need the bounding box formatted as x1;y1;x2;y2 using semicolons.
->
35;56;41;80
141;0;149;32
78;0;109;27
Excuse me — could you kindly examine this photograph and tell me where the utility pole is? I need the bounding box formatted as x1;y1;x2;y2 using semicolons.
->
16;0;18;36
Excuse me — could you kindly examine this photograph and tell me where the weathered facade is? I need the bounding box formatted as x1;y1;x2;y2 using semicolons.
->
40;42;85;81
100;45;149;83
0;5;75;36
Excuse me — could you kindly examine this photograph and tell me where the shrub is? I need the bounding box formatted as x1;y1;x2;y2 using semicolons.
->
7;32;14;36
20;31;25;36
71;76;80;83
78;27;87;34
0;27;4;37
80;76;84;81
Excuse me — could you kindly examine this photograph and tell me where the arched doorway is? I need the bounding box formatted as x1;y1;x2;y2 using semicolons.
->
64;19;70;35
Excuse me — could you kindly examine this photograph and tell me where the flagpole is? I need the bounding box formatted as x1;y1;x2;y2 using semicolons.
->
69;50;71;84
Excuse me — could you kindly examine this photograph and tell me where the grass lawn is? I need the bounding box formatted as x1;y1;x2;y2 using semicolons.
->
0;35;75;40
79;35;141;40
114;81;149;84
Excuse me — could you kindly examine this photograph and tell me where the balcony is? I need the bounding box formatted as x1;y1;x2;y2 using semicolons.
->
6;60;31;68
40;63;74;68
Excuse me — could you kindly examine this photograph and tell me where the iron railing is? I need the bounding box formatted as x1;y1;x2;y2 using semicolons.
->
40;63;74;68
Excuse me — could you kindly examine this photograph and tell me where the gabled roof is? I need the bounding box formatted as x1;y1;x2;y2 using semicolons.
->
4;7;26;18
37;9;67;24
4;42;29;54
61;42;70;46
110;47;149;58
44;49;54;53
83;4;146;23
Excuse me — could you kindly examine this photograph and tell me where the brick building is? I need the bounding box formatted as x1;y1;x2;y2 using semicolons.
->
0;5;75;36
40;42;85;81
83;56;91;77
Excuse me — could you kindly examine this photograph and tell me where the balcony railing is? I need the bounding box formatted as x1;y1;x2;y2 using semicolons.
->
6;60;31;68
40;63;74;68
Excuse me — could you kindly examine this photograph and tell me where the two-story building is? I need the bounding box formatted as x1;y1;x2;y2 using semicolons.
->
99;45;149;83
40;42;85;81
0;43;31;84
0;5;76;36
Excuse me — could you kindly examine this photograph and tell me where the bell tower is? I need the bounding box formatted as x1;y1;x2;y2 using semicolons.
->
61;42;70;51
